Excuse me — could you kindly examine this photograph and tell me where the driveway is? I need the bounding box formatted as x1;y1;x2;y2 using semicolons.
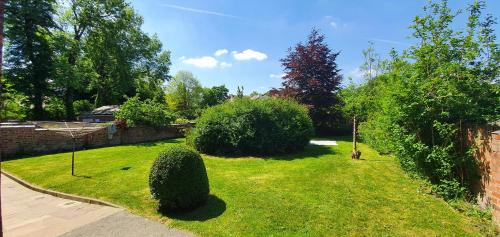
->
1;174;194;237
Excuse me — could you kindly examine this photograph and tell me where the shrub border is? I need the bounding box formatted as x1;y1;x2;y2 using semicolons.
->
1;170;121;208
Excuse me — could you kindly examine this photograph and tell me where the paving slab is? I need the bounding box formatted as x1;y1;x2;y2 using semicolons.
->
59;211;192;237
1;174;194;237
310;140;338;146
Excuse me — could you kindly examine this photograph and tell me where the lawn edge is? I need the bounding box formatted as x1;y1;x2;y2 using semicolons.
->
1;170;123;209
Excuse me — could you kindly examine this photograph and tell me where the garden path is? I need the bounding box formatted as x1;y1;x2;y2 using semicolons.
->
1;174;194;237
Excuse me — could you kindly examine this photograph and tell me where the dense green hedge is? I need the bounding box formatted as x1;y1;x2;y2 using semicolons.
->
188;98;314;155
149;145;209;213
115;96;175;128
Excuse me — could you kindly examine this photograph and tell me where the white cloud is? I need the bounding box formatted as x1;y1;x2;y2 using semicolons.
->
214;49;229;57
330;21;338;29
182;56;219;69
220;62;232;68
232;49;268;61
269;73;285;79
348;67;363;79
348;67;378;81
179;56;186;60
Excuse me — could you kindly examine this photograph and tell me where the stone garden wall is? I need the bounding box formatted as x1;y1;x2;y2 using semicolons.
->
0;124;190;158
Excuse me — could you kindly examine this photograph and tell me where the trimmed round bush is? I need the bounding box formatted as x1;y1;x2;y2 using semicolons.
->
188;97;314;155
149;145;209;213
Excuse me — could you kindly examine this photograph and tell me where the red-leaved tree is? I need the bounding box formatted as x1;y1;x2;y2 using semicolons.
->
271;29;343;133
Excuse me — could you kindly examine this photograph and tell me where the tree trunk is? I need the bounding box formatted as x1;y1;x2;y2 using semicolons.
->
354;117;357;148
64;86;75;120
352;116;361;159
64;37;80;121
33;89;44;120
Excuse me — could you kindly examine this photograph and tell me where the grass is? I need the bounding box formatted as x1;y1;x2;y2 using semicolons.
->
2;138;495;236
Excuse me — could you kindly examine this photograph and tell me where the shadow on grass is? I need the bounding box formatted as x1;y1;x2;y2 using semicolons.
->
208;143;335;161
269;144;335;161
132;138;183;147
313;135;352;142
357;158;393;162
74;175;92;179
165;195;226;221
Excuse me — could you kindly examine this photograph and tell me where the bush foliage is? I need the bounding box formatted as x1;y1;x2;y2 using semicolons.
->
149;145;209;212
341;1;499;199
114;96;175;128
188;98;314;155
73;100;95;116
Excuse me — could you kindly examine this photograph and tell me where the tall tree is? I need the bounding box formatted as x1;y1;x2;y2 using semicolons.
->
54;0;110;120
277;29;343;133
236;86;244;98
165;71;203;119
85;2;170;107
359;41;383;81
341;0;499;199
0;0;4;117
5;0;56;119
53;0;170;117
201;85;229;108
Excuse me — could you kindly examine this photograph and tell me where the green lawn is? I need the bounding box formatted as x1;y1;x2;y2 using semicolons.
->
1;138;494;236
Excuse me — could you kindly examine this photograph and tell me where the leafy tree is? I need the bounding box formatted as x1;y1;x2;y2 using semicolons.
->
249;91;260;97
135;49;172;103
72;99;94;116
45;96;66;120
393;0;499;198
342;0;500;199
0;0;4;105
165;71;203;119
0;79;28;121
52;0;113;120
236;86;244;98
115;96;174;128
359;41;386;81
53;0;170;113
2;0;171;121
201;85;229;108
4;0;56;119
276;29;343;133
85;3;170;107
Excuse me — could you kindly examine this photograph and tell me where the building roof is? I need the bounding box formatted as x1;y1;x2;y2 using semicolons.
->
91;105;120;115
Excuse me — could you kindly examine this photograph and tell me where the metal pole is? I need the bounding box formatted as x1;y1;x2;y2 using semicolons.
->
72;138;75;176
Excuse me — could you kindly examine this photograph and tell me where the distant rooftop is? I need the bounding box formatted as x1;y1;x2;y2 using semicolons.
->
91;105;120;115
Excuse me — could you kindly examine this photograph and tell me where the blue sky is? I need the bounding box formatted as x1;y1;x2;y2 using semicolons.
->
129;0;500;94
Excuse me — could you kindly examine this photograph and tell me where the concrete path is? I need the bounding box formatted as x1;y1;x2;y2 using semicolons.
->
310;140;338;146
1;174;194;237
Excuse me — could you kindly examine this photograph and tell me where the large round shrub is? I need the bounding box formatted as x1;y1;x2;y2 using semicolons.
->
149;145;209;213
188;98;314;155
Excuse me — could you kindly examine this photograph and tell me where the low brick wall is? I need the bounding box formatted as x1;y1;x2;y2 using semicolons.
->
472;128;500;225
0;124;190;158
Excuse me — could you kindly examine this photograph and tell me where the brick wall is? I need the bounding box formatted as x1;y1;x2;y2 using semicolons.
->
0;124;189;158
473;128;500;225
